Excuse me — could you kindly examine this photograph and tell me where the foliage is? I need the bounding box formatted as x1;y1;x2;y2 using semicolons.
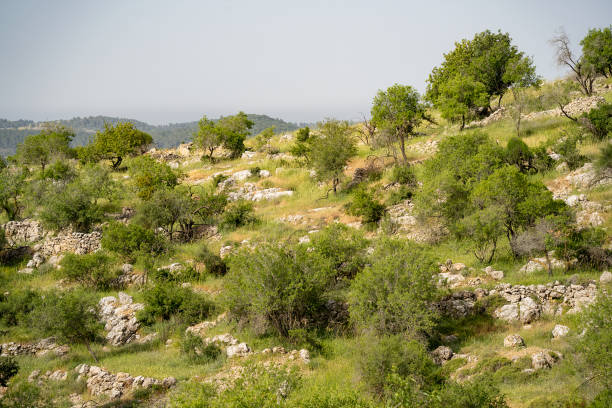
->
589;389;612;408
0;289;39;326
39;159;75;181
309;119;357;192
101;221;165;259
349;239;438;337
290;126;312;163
138;283;215;325
217;111;254;159
390;164;418;186
553;129;587;169
13;123;74;172
551;29;597;96
180;333;223;364
595;142;612;171
0;380;53;408
359;335;440;397
505;137;534;173
455;205;505;263
253;126;276;151
427;378;508;408
371;84;425;162
583;103;612;140
29;289;102;360
221;200;257;230
59;252;121;289
436;74;489;129
0;166;27;220
0;356;18;387
346;187;386;225
129;156;179;199
224;242;336;336
427;30;538;110
194;115;224;161
87;121;153;168
195;245;227;276
580;25;612;78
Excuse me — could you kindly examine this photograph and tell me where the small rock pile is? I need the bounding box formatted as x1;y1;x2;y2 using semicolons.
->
74;364;176;399
408;139;439;155
227;182;294;201
434;291;477;318
519;255;565;273
492;281;598;322
28;369;68;383
99;293;145;346
0;337;69;357
116;264;146;286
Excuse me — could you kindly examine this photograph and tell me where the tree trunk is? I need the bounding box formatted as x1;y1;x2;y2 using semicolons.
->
112;157;122;168
460;114;465;131
332;178;338;193
399;135;407;163
86;343;99;363
544;251;553;277
497;94;503;108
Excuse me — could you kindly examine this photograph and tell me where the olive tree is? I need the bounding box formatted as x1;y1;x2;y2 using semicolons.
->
194;115;224;162
14;123;74;172
371;84;425;163
309;119;357;193
581;25;612;78
88;121;152;168
436;74;488;130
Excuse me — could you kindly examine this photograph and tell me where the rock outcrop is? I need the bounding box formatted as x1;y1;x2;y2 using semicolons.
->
504;334;525;348
99;293;145;346
2;220;45;245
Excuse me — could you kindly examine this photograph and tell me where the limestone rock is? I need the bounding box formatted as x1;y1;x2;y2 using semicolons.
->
226;342;251;358
600;271;612;284
431;345;453;365
552;324;569;338
531;350;557;370
504;334;525;348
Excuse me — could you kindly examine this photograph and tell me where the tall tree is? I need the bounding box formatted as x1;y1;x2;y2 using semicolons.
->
436;74;488;130
371;84;425;163
193;115;224;162
427;30;538;112
14;123;74;172
581;25;612;78
217;111;253;159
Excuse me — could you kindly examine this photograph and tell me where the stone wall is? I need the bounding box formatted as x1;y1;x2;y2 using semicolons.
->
3;220;45;245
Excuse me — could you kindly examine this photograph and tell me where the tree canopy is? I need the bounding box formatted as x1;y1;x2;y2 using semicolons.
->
581;25;612;78
87;121;152;168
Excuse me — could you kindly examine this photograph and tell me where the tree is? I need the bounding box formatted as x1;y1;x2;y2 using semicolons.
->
581;25;612;78
136;187;192;240
217;111;253;159
371;84;425;163
504;55;542;136
309;119;357;193
128;156;178;199
348;239;438;338
89;121;152;168
505;137;534;173
427;30;538;111
469;166;566;249
0;166;27;221
512;217;566;275
253;126;275;151
456;205;505;263
29;290;102;362
194;115;224;162
550;28;596;96
436;74;488;130
289;126;313;164
59;252;121;289
14;123;74;172
542;79;581;121
576;295;612;389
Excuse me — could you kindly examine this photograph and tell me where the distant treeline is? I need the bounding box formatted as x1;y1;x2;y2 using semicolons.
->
0;114;306;156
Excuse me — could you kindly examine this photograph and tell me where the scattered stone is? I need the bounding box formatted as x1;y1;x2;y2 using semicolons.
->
2;219;45;245
99;294;144;346
432;346;453;365
219;245;233;259
226;342;251;358
599;271;612;284
531;350;558;370
552;324;570;338
434;291;477;318
0;338;70;357
504;334;525;348
298;349;310;363
484;266;504;280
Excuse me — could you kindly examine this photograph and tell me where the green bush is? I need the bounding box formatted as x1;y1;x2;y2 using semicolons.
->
527;394;586;408
387;185;414;205
346;187;386;225
224;243;335;336
138;283;215;326
151;264;201;283
390;165;417;186
308;224;368;281
595;143;612;171
290;389;374;408
39;180;105;232
101;222;165;260
40;160;75;181
60;252;121;290
358;335;440;397
505;137;534;173
196;246;227;276
249;166;261;177
0;380;53;408
576;294;612;389
212;174;228;187
589;389;612;408
584;103;612;140
181;333;223;364
221;200;258;230
0;356;18;386
428;377;508;408
128;156;178;199
0;289;39;326
349;239;438;336
532;145;555;172
554;130;586;170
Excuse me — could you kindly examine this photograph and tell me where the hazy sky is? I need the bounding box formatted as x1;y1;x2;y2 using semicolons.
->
1;0;611;124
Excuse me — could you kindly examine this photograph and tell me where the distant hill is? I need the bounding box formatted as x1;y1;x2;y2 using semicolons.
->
0;114;305;156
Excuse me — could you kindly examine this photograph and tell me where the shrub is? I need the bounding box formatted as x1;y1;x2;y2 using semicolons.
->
595;143;612;172
505;137;534;173
196;245;227;276
181;333;223;364
576;294;612;389
0;289;39;326
554;130;586;170
0;380;53;408
390;165;417;186
224;243;334;337
39;179;104;232
221;200;257;230
290;389;374;408
349;239;438;337
0;356;18;386
129;156;178;200
249;166;261;177
151;264;201;283
387;184;414;205
583;103;612;140
359;335;440;397
532;145;555;172
138;283;215;326
102;222;165;259
345;187;386;225
60;252;121;290
589;389;612;408
212;174;228;187
428;377;508;408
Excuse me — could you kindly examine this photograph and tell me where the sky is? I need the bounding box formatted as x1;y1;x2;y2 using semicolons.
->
1;0;611;125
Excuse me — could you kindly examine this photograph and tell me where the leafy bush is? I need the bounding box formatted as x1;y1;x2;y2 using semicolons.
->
505;137;534;173
290;389;374;408
349;239;438;337
196;245;227;276
40;160;75;181
151;264;201;283
138;283;215;326
224;243;335;336
0;380;54;408
554;130;587;170
428;377;508;408
101;221;165;259
595;142;612;172
128;156;178;199
212;174;228;187
390;165;417;186
221;200;258;230
583;103;612;140
0;356;18;386
345;187;386;225
0;289;39;326
589;389;612;408
60;252;121;290
249;166;261;177
181;333;223;364
532;145;555;172
359;335;440;396
576;294;612;389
